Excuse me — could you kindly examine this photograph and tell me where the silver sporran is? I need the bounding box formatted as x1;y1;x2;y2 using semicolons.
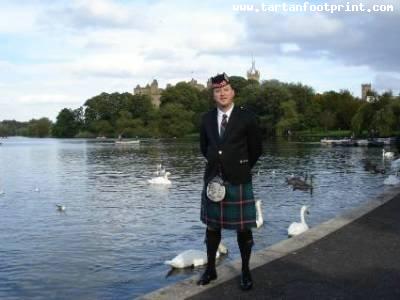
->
206;176;226;202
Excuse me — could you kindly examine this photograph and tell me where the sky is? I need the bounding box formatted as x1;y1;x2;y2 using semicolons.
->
0;0;399;121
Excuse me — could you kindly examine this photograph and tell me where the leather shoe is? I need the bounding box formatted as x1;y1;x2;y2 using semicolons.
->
197;269;217;285
240;270;253;290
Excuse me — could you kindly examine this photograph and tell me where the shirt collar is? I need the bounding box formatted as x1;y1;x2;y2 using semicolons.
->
217;104;234;120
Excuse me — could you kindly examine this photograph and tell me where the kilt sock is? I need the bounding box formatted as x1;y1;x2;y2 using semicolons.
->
237;229;253;272
205;228;221;271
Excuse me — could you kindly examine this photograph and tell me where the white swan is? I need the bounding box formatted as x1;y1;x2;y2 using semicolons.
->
288;205;309;237
165;243;228;269
0;190;4;196
34;187;40;192
383;172;400;185
391;158;400;170
383;149;395;159
148;172;171;185
255;200;264;228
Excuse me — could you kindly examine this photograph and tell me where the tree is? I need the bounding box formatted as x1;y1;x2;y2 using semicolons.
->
158;103;194;137
276;100;301;135
52;108;81;138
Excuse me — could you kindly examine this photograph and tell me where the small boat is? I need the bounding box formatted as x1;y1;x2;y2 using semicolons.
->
115;140;140;145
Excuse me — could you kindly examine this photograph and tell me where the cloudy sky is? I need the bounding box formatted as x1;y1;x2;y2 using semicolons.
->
0;0;399;121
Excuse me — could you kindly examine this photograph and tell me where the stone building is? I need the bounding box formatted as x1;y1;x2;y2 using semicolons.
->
361;83;372;101
133;79;162;107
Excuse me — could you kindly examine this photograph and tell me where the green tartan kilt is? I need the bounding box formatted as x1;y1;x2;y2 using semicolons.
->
201;181;257;230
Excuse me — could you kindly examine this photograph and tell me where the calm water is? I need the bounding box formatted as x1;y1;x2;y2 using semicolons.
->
0;137;398;299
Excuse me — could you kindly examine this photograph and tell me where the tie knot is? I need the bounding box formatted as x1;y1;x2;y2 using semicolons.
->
222;114;227;120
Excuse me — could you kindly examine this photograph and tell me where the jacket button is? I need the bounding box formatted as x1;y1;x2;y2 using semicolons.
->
218;150;222;155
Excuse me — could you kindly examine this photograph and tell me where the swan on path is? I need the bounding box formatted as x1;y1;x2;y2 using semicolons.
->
383;149;395;159
288;205;309;237
255;200;264;228
165;243;228;269
148;172;171;185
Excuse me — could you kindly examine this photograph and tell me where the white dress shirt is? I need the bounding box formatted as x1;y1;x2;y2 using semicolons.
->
217;104;234;136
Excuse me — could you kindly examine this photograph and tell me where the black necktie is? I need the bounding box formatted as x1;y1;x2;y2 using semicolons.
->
220;114;228;138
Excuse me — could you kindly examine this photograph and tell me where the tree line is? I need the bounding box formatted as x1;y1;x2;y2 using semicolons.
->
1;76;399;138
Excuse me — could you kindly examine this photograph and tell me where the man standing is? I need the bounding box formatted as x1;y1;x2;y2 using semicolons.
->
198;73;263;290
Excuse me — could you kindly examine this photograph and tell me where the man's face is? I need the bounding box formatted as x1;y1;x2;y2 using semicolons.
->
213;84;235;109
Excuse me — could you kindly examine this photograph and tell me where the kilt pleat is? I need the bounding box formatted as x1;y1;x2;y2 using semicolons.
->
201;182;257;230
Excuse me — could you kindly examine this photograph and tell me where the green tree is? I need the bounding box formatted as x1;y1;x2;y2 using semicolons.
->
158;103;194;137
276;100;301;135
53;108;81;138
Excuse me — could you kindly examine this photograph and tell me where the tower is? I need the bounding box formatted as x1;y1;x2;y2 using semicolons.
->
361;83;372;101
247;57;260;82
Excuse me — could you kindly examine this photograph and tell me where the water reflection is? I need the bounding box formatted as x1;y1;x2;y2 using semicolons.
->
0;137;397;299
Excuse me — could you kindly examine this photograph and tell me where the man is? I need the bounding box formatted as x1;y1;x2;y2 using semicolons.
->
198;73;263;290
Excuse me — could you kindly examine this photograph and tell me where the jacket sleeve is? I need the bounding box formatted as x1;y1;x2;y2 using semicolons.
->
247;114;262;168
200;115;208;158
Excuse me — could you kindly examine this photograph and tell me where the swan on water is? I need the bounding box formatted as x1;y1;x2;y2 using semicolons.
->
148;172;171;185
288;205;310;237
382;149;395;159
56;204;66;212
34;187;40;192
165;243;228;269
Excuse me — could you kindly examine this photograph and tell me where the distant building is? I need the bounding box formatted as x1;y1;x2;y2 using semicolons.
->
247;57;260;82
133;79;162;107
361;83;372;101
133;78;205;108
187;78;205;91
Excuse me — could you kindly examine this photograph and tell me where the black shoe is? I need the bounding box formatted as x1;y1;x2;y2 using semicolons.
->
197;269;217;286
240;270;253;291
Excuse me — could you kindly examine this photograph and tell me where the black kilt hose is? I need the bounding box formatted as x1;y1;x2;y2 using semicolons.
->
199;105;263;231
201;182;257;230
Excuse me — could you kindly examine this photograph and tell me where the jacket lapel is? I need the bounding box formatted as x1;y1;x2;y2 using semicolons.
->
210;108;220;143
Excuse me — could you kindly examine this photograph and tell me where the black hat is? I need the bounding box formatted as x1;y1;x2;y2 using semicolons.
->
210;73;230;88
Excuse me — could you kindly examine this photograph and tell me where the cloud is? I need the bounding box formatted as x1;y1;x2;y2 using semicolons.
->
38;0;149;30
231;5;400;72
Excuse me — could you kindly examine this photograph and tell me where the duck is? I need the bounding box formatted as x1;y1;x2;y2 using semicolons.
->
288;205;309;237
165;243;228;269
382;149;395;159
148;172;171;185
383;172;400;185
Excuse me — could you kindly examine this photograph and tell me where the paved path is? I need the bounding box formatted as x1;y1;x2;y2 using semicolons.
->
139;186;400;300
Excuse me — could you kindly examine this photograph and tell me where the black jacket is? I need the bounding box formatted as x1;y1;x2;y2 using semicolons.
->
200;105;262;185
